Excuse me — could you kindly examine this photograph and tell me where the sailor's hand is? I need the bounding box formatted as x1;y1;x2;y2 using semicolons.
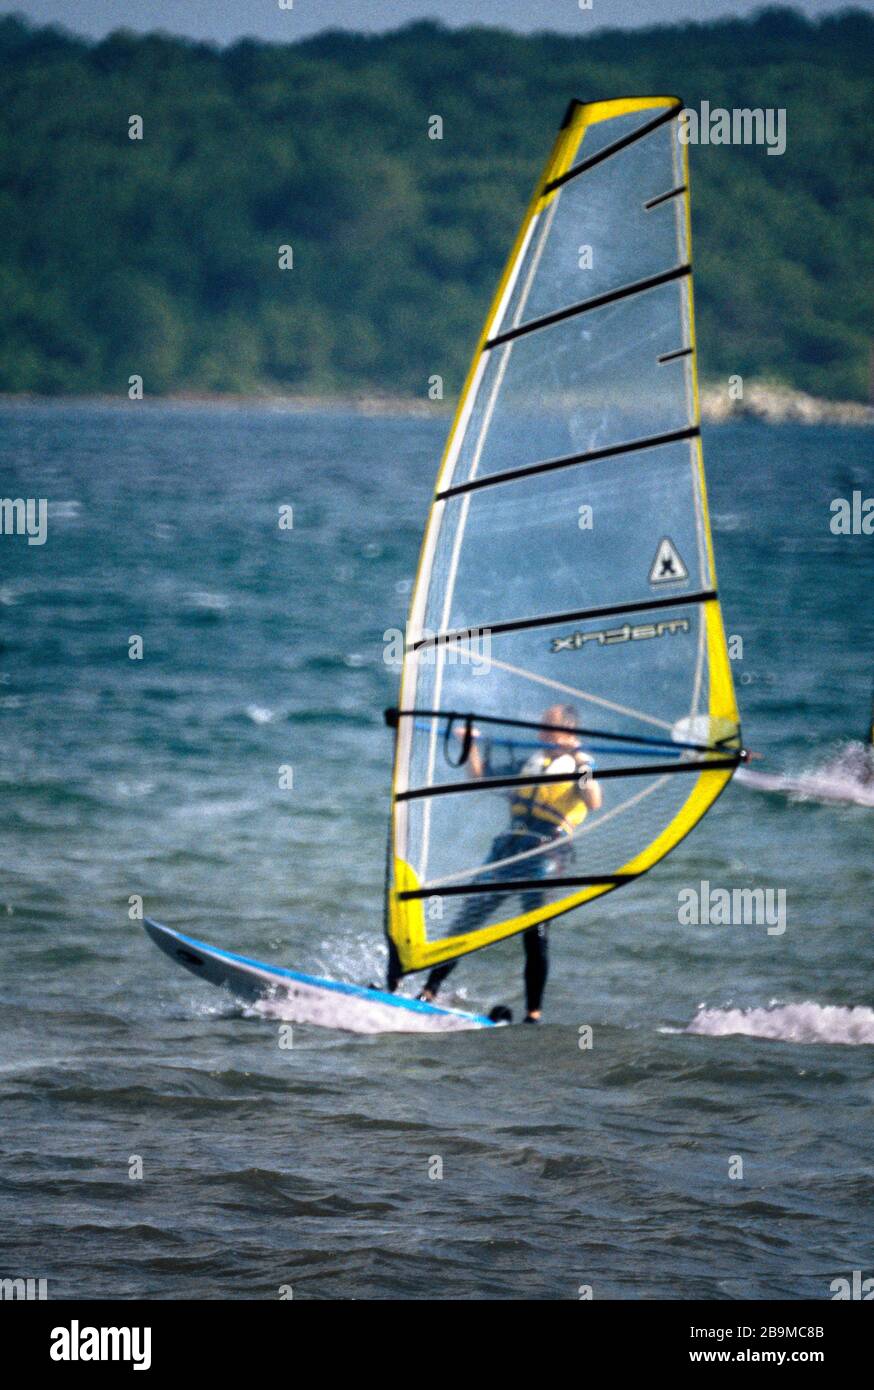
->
452;724;481;741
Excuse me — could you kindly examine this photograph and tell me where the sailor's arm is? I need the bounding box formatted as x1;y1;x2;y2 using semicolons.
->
450;723;486;778
467;731;486;779
577;752;602;810
582;777;602;811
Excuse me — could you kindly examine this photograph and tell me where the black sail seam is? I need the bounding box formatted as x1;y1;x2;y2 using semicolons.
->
410;589;717;652
396;758;742;803
485;264;691;350
435;426;700;501
399;875;637;898
658;347;694;364
543;102;680;195
645;183;687;210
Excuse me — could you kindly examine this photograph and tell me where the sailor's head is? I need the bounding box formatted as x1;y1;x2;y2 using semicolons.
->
541;703;580;747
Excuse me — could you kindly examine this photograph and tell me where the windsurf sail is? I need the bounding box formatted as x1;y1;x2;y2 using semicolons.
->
385;96;744;977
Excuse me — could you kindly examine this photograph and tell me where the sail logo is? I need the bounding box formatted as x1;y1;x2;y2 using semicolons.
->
829;490;874;534
649;537;688;585
679;102;787;156
0;497;47;545
50;1320;152;1370
550;617;689;654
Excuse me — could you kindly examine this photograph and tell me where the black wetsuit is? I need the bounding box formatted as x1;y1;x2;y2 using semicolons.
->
425;920;550;1014
422;824;571;1013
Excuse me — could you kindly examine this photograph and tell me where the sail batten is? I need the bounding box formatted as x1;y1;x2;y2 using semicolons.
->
645;184;687;211
385;95;741;977
485;263;691;349
398;759;742;804
436;425;701;500
387;706;723;755
410;590;718;651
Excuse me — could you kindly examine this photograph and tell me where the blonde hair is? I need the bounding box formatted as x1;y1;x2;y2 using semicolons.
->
543;702;578;731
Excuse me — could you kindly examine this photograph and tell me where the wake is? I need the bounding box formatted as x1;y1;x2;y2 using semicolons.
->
685;1001;874;1046
736;740;874;808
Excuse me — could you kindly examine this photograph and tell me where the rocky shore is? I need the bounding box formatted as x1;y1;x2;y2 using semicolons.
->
699;381;874;426
3;382;872;425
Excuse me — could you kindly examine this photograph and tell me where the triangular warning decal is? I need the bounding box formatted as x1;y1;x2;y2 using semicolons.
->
649;536;689;585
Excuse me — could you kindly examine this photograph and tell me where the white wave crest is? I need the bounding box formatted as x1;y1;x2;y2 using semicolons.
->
686;1002;874;1046
184;589;230;611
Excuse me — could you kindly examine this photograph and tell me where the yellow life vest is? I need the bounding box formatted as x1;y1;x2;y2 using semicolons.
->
510;749;592;835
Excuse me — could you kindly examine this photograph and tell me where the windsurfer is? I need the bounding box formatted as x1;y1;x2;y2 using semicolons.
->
415;703;602;1022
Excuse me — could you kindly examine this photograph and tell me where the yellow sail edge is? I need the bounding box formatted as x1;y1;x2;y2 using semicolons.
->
388;857;426;968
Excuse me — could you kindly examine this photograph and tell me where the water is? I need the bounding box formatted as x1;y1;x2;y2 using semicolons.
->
1;403;871;1300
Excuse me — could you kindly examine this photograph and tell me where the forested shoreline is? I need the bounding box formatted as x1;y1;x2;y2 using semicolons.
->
1;9;871;400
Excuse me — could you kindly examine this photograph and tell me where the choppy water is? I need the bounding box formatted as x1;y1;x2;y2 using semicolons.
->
1;403;872;1300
